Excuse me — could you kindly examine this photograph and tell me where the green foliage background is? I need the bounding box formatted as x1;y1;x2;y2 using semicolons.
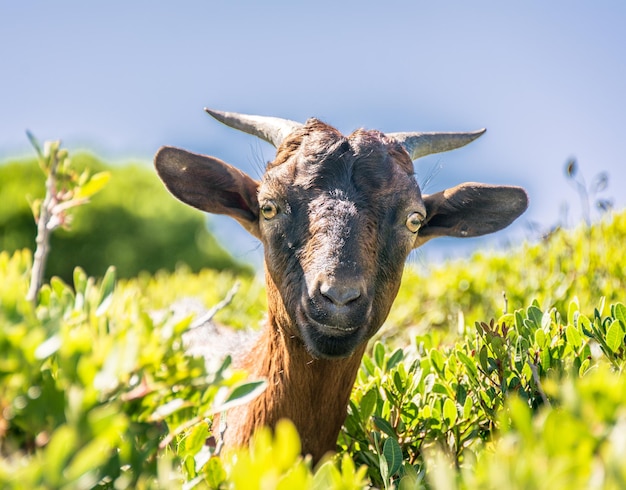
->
0;156;249;282
1;148;625;488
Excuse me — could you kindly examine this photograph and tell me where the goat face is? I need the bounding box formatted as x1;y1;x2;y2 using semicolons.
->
258;120;425;358
154;110;528;359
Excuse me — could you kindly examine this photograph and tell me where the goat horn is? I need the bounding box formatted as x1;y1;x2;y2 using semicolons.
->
204;108;303;148
388;129;486;160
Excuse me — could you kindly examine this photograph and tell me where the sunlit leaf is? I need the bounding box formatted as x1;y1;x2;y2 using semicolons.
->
443;398;457;427
212;380;267;413
205;457;227;489
430;349;445;374
151;398;188;420
35;334;62;360
374;341;385;369
606;320;623;354
96;266;116;316
566;324;582;350
386;348;404;370
613;303;626;329
74;171;111;199
359;388;378;422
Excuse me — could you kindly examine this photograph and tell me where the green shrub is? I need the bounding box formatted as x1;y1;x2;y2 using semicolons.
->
2;209;626;488
388;212;626;334
0;249;261;488
0;155;249;282
341;296;626;488
0;250;366;488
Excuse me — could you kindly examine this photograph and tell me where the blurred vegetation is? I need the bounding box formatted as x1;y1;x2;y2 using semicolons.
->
1;141;625;487
388;212;626;337
0;154;250;282
1;206;625;487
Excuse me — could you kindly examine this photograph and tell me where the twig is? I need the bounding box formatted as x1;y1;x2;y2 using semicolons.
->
189;281;240;329
26;151;60;305
158;415;204;450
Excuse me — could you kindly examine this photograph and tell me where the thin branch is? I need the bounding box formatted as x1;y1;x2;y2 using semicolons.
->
158;416;204;450
26;149;60;305
189;281;241;329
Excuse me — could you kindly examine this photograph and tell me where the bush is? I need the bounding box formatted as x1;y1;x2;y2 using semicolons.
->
388;211;626;334
0;154;250;282
0;250;365;489
2;209;626;487
341;298;626;488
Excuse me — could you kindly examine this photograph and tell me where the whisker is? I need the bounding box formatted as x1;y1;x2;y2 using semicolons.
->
418;159;444;193
247;140;268;179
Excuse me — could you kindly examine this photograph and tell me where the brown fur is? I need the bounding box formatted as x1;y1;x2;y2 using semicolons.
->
221;268;366;462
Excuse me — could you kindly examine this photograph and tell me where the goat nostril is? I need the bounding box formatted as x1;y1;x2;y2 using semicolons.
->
319;281;362;307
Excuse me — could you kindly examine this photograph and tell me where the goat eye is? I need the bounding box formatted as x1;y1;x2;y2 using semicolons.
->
405;212;423;233
261;201;278;220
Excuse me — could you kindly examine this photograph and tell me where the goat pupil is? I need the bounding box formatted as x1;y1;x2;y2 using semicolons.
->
406;213;422;233
261;202;277;219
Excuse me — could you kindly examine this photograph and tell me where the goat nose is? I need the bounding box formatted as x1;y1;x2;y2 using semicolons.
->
319;280;362;306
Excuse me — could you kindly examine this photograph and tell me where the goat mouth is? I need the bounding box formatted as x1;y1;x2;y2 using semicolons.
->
309;316;360;337
295;307;367;359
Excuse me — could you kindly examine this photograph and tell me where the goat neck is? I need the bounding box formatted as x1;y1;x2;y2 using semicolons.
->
220;266;365;463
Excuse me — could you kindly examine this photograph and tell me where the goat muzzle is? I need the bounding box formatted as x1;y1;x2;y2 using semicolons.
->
295;274;373;358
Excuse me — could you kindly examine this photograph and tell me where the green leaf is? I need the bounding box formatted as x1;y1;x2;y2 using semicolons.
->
540;346;551;370
212;380;267;413
541;310;552;331
35;334;62;360
478;345;490;372
379;452;389;487
75;171;111;199
456;350;478;380
443;398;457;427
613;303;626;329
382;437;403;476
567;297;580;326
606;320;623;353
361;354;376;376
359;388;378;422
374;341;385;369
96;266;116;316
373;416;397;438
73;267;88;297
534;329;546;347
527;305;543;328
386;348;404;370
579;358;591;377
578;313;592;336
393;371;405;392
186;423;209;457
566;324;582;350
463;395;473;419
26;130;45;161
205;457;227;489
43;425;78;485
398;464;420;489
151;398;188;420
430;348;445;374
64;436;112;482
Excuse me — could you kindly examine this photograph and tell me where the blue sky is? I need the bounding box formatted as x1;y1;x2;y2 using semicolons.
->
2;1;625;264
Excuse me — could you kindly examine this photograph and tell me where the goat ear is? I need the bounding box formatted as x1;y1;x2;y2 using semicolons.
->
415;183;528;248
154;146;260;238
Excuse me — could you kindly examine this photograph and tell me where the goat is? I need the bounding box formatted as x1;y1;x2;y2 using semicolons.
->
154;108;528;462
